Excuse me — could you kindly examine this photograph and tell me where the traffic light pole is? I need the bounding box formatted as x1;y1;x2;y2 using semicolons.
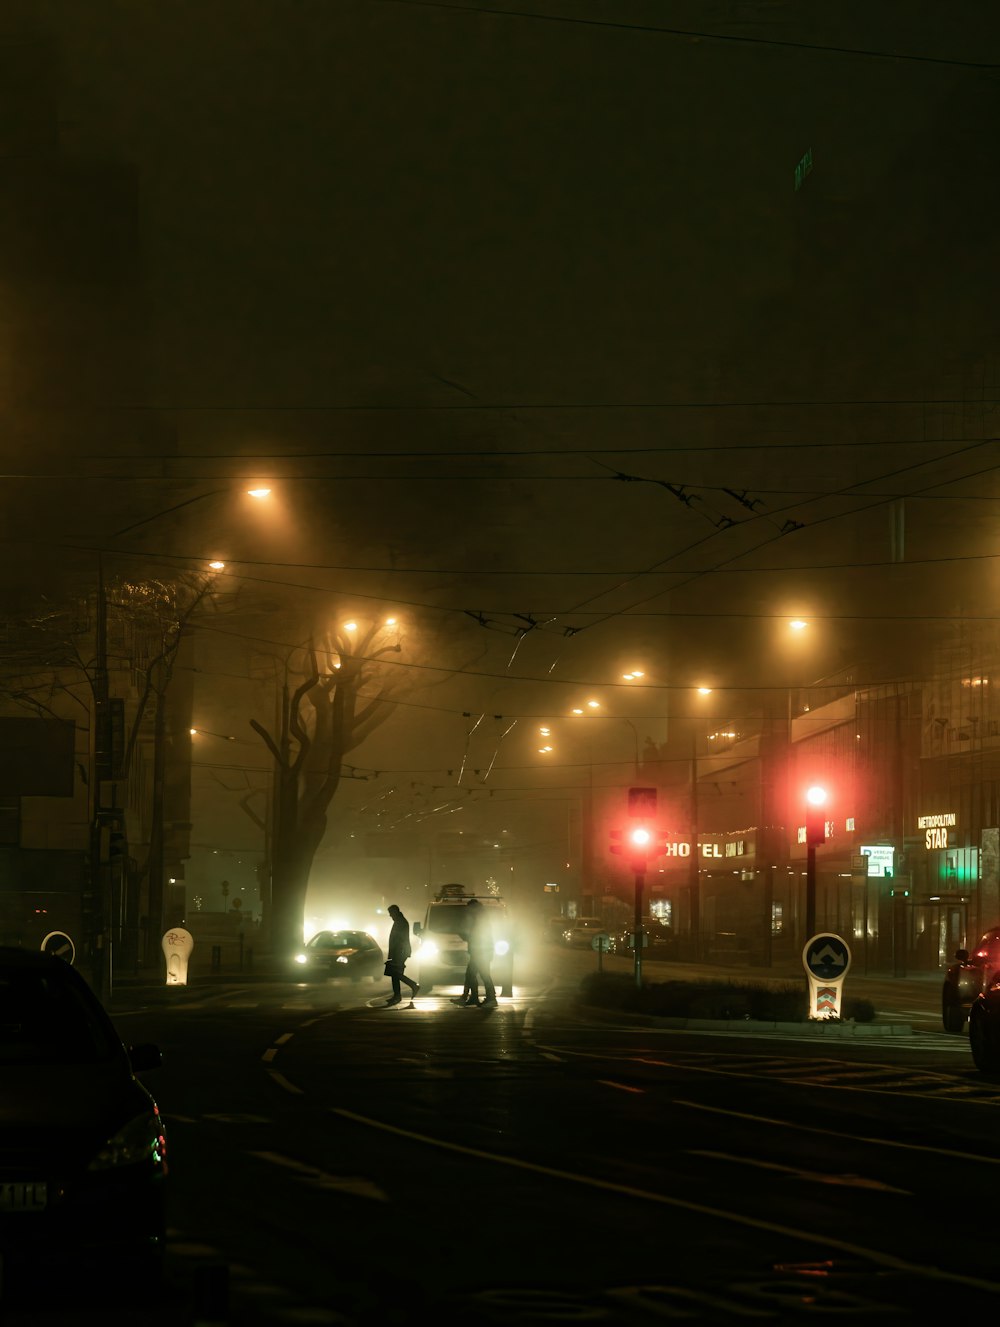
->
806;842;817;939
633;864;644;989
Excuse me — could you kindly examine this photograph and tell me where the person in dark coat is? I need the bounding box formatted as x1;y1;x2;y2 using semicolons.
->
383;904;419;1007
461;898;497;1009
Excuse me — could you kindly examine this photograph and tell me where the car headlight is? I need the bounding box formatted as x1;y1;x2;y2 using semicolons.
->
419;939;439;961
494;940;509;956
88;1110;167;1172
336;955;349;964
294;953;308;964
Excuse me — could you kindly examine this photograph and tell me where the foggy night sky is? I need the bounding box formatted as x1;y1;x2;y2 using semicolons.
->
1;1;999;880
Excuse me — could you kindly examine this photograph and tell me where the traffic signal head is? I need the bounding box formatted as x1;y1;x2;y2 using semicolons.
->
610;823;666;863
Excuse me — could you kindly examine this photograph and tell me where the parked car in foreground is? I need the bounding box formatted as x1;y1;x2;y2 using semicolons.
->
293;930;384;981
942;927;1000;1031
0;946;167;1297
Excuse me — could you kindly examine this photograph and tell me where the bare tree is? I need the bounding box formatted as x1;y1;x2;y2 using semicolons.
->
251;620;403;955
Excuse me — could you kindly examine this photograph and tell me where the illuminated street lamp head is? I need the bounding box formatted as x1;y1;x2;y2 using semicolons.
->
208;560;225;571
790;619;808;632
343;621;357;633
571;708;583;715
697;686;712;696
587;700;600;710
247;486;271;499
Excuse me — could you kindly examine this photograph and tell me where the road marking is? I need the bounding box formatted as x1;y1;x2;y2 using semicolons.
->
275;1033;294;1045
248;1150;388;1202
328;1106;1000;1295
673;1097;1000;1165
266;1069;305;1095
262;1048;277;1062
687;1149;911;1194
598;1079;645;1094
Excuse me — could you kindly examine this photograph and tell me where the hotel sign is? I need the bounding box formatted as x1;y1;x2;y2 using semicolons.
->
917;812;956;850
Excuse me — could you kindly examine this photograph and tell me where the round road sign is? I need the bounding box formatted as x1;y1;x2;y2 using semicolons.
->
591;932;611;952
40;931;76;965
802;932;851;982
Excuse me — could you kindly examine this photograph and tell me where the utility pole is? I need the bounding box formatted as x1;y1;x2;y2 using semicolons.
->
633;863;645;989
90;553;112;999
689;728;700;960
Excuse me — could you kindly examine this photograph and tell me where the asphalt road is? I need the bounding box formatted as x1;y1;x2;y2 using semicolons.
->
8;947;994;1325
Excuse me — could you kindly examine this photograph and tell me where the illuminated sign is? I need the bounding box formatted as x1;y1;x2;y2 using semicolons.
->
859;845;894;878
917;812;956;850
662;842;726;859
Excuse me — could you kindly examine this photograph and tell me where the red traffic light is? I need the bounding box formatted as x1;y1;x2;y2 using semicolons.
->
610;824;666;860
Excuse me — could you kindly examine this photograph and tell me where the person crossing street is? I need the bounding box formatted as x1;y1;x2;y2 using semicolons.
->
383;904;419;1007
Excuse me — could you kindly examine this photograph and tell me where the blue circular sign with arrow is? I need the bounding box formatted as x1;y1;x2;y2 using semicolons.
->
802;933;851;982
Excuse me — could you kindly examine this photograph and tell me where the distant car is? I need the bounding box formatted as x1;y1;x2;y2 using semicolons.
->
563;918;606;948
942;927;1000;1032
293;930;384;982
0;946;167;1295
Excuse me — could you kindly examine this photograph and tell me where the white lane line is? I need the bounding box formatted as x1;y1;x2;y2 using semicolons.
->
275;1033;294;1045
673;1098;1000;1165
262;1048;277;1062
328;1105;1000;1296
687;1149;911;1194
248;1150;388;1202
266;1069;305;1095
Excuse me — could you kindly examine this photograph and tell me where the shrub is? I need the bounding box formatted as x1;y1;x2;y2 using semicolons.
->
581;972;874;1023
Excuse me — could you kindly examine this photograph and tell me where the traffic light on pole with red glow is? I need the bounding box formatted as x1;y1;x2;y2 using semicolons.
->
609;787;668;864
805;784;828;846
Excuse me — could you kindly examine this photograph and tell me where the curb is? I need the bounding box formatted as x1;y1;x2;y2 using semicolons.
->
580;1004;914;1036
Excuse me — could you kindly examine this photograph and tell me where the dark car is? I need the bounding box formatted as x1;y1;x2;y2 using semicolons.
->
292;930;384;981
0;946;167;1296
969;975;1000;1072
942;927;1000;1032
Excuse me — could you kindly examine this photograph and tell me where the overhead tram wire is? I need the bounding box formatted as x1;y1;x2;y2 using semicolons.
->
375;0;1000;71
556;438;1000;631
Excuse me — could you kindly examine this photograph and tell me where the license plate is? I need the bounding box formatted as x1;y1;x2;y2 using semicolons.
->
0;1182;47;1212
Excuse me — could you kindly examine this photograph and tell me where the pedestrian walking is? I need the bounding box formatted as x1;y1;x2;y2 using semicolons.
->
383;904;419;1007
462;897;497;1008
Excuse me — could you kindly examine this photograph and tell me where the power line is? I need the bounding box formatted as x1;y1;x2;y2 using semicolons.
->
376;0;1000;70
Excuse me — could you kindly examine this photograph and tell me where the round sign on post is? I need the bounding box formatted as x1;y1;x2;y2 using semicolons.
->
802;932;851;1020
591;933;610;953
40;931;75;965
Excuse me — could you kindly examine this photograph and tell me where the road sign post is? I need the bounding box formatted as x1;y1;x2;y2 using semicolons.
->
162;927;194;986
592;931;610;974
802;932;851;1020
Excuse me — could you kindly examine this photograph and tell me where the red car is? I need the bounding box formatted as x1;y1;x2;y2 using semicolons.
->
942;927;1000;1032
